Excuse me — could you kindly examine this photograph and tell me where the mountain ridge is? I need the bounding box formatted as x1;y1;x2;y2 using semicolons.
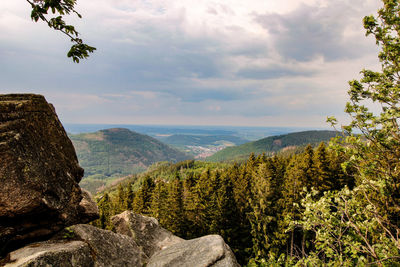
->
69;128;192;193
206;130;340;162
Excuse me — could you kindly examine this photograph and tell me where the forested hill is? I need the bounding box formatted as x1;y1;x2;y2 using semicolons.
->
159;134;248;147
206;130;340;162
69;128;191;192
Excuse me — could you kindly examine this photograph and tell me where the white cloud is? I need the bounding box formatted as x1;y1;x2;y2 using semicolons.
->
0;0;383;127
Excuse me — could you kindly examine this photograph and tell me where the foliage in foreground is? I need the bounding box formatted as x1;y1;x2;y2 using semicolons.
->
292;0;400;265
26;0;95;62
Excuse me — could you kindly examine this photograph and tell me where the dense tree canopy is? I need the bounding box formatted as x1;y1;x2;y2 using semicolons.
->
93;147;352;265
26;0;95;62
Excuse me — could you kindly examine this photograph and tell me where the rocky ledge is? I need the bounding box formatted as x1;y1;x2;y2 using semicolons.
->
0;94;239;267
4;212;239;267
0;94;97;255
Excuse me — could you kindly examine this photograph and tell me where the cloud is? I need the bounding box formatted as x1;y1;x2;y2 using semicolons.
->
0;0;383;127
254;0;379;62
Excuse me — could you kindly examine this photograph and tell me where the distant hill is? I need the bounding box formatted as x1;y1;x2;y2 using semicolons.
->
69;128;191;193
159;134;248;147
206;130;340;162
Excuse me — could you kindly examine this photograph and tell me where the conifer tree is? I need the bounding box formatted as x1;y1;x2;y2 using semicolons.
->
214;174;242;260
182;172;200;238
132;175;155;215
313;142;332;192
208;171;222;234
125;183;134;210
98;193;113;230
164;173;185;236
281;152;313;259
116;184;126;213
150;180;168;225
231;160;257;260
328;150;355;190
191;168;213;235
250;157;288;259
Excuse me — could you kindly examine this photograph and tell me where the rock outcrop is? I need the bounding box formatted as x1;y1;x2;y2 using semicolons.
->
4;224;148;267
4;240;93;267
0;94;97;255
147;235;240;267
112;211;183;258
79;190;99;221
3;217;240;267
112;211;239;267
0;94;240;267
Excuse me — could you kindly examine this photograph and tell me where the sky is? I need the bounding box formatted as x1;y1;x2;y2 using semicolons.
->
0;0;382;127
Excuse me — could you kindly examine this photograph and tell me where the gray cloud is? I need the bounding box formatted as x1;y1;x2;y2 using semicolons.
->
255;1;377;62
236;65;314;80
0;0;382;127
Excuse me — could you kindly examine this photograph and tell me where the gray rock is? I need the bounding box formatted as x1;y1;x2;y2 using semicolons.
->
4;240;93;267
147;235;240;267
0;94;97;254
70;224;148;267
78;190;99;222
112;211;183;258
4;224;148;267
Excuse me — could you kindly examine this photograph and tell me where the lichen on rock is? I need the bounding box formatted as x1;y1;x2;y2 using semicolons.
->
0;94;98;255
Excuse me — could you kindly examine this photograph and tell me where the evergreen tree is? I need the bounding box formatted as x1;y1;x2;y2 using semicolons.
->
191;168;214;235
328;150;355;190
208;171;222;234
132;175;155;215
125;183;134;210
248;161;279;259
214;174;242;261
300;144;316;189
230;158;260;261
116;184;126;213
281;152;313;259
313;142;332;192
164;173;185;236
251;158;282;259
97;193;113;230
150;180;168;225
182;172;200;239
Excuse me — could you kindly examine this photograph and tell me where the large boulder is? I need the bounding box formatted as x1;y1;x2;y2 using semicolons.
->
4;224;148;267
0;94;97;255
79;190;99;221
111;211;183;258
112;211;240;267
69;224;148;266
147;235;240;267
3;240;93;267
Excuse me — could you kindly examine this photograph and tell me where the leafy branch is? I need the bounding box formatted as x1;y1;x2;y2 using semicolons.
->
26;0;96;62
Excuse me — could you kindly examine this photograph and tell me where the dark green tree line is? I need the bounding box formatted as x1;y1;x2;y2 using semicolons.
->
94;143;352;265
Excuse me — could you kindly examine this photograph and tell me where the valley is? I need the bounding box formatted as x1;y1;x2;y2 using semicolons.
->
67;124;335;194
